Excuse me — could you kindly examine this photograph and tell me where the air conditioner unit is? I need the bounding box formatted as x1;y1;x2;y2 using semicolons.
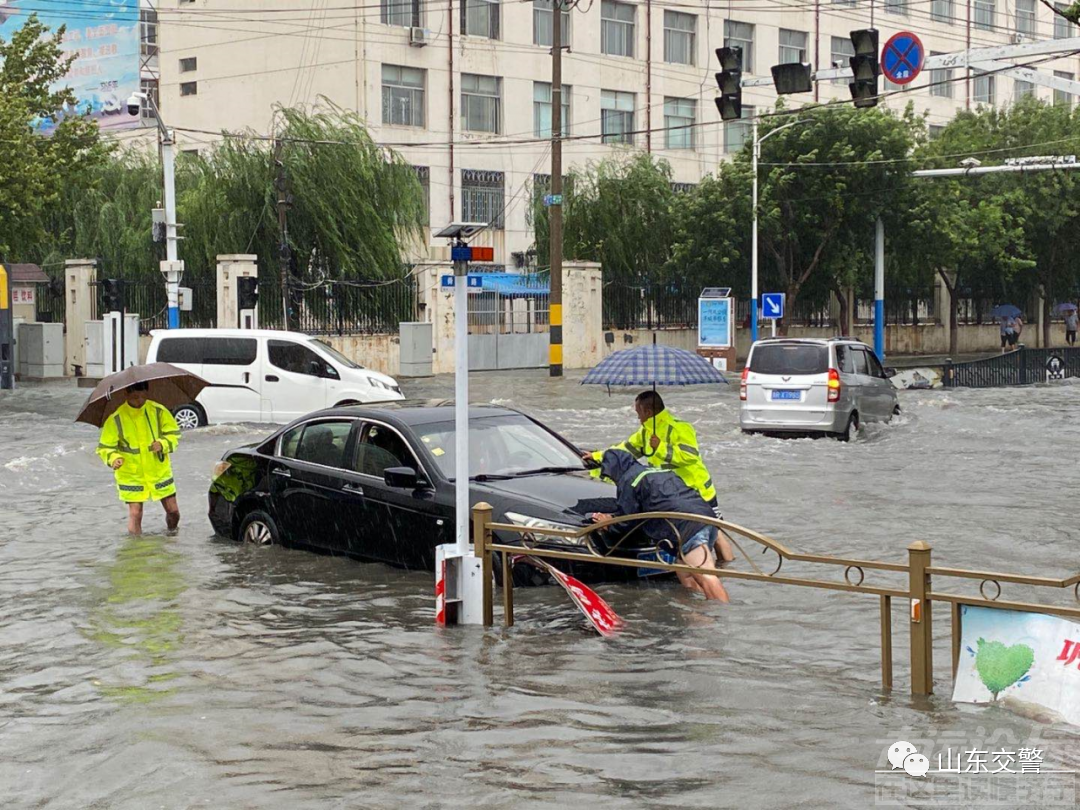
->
1011;33;1025;44
410;27;429;47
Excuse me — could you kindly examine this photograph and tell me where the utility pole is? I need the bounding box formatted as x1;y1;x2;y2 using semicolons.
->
548;0;564;377
274;139;291;331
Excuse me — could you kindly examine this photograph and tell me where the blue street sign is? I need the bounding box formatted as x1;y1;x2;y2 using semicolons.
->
441;275;485;289
451;245;472;262
543;194;563;206
441;275;455;288
468;276;483;288
881;31;925;86
761;293;785;320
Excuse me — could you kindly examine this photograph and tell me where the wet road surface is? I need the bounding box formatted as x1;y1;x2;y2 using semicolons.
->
2;373;1079;808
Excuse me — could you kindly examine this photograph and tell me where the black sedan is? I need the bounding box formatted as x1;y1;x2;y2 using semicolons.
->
208;405;659;583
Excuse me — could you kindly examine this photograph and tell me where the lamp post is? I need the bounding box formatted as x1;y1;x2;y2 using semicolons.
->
751;118;804;343
130;91;182;329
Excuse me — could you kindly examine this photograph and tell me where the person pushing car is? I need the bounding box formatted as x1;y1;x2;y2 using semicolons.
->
96;381;182;535
583;390;733;562
590;449;729;602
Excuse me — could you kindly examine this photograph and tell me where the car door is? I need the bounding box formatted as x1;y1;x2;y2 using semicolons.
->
863;350;897;420
834;344;861;411
269;418;359;553
851;346;887;420
350;420;449;568
197;336;262;422
266;338;331;422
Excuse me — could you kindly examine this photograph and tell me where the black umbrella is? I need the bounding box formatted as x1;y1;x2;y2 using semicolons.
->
75;363;209;427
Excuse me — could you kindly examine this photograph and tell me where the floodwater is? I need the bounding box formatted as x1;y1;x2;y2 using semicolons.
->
2;372;1079;809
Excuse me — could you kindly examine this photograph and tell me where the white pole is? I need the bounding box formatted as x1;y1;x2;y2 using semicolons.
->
751;120;759;344
874;218;885;361
454;261;470;556
161;131;181;329
913;161;1080;178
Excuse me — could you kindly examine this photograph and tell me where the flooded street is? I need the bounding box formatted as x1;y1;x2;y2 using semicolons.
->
2;372;1079;808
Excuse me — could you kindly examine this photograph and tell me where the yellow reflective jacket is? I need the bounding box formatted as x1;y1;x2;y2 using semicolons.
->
97;401;181;503
590;408;716;502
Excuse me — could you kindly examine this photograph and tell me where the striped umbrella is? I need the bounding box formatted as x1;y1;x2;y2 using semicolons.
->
581;342;727;388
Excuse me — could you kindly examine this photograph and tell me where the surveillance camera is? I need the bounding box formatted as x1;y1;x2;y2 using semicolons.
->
126;91;147;117
960;157;982;168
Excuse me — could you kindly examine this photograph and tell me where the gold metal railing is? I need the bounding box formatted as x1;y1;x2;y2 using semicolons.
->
469;503;1080;698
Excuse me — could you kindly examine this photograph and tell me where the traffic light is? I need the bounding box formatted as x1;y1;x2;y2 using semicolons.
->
237;276;259;310
101;278;124;313
714;46;743;122
771;62;813;95
848;28;880;108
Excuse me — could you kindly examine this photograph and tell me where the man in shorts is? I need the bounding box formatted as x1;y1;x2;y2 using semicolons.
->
1065;309;1078;346
590;449;729;602
1000;317;1013;353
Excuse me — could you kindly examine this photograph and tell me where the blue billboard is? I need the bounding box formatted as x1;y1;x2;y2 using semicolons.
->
698;297;732;348
0;0;141;133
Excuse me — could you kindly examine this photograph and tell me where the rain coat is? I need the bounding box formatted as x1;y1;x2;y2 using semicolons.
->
598;449;713;548
96;401;181;503
590;408;716;502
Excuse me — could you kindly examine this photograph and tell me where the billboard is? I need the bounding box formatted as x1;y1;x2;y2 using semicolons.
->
0;0;141;133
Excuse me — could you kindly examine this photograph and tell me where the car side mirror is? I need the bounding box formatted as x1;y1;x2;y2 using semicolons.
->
384;466;424;489
884;367;897;378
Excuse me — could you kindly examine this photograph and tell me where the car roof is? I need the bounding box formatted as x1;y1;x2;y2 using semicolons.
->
751;337;868;347
298;403;524;427
149;328;322;341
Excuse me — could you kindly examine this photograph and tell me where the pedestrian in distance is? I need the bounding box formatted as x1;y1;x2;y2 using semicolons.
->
581;390;735;563
1000;316;1013;353
1010;315;1023;349
590;449;729;602
96;382;182;535
1064;309;1078;346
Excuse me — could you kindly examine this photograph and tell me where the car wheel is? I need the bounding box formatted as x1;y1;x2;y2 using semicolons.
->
173;403;206;430
239;511;280;546
888;404;901;423
837;413;858;442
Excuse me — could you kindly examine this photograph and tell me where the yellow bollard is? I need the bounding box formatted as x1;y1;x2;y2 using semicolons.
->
472;502;494;627
907;541;934;696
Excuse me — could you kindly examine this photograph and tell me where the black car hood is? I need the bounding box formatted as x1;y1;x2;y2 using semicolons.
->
472;471;618;523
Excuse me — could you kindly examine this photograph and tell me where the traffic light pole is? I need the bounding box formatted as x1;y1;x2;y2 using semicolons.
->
548;0;564;377
750;120;759;344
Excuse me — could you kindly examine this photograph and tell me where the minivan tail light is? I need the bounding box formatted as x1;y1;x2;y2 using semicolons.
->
740;366;748;401
827;368;841;402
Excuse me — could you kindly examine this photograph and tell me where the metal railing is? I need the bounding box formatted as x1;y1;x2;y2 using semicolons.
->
602;282;699;331
944;346;1080;387
258;275;418;335
469;503;1080;697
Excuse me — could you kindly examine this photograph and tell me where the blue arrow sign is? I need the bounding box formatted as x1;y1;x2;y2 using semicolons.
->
761;292;785;319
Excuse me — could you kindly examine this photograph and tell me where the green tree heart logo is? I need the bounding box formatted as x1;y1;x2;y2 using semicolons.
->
975;638;1035;700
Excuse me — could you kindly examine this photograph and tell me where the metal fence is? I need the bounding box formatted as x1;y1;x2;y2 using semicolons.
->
89;278;217;333
602;282;699;330
467;274;549;335
34;277;66;325
943;346;1080;388
258;275;419;335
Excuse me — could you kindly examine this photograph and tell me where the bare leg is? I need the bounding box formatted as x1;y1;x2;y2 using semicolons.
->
683;546;729;602
676;571;703;593
127;502;144;535
715;532;735;563
162;495;180;532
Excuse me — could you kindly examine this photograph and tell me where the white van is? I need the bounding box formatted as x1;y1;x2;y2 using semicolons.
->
145;328;404;428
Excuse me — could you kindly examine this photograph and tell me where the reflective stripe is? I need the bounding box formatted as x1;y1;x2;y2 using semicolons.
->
161;430;181;436
678;443;699;456
664;425;674;466
627;445;644;459
704;478;713;490
118;484;145;492
154;478;175;489
631;468;663;488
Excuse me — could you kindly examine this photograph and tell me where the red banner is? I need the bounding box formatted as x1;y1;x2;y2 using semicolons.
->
527;558;624;637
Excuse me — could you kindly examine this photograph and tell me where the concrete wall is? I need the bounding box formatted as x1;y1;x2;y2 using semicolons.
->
561;261;602;370
323;334;401;377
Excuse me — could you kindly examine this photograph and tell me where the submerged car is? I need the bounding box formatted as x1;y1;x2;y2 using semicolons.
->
209;405;657;583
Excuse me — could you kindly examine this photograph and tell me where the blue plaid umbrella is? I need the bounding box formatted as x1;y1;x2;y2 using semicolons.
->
991;304;1022;319
581;343;727;387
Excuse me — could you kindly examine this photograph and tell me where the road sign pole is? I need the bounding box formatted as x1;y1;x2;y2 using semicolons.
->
751;120;760;344
453;255;469;557
875;218;885;362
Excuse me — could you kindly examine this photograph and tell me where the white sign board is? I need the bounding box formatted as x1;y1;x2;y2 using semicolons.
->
953;605;1080;726
698;297;733;349
12;287;35;306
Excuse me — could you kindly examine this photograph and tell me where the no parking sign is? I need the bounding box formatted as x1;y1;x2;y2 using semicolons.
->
881;31;925;86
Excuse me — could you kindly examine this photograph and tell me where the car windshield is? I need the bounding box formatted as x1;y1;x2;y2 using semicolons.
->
310;338;362;369
750;343;828;375
416;415;587;479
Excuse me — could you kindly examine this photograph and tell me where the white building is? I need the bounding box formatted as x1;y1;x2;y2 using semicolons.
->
142;0;1079;264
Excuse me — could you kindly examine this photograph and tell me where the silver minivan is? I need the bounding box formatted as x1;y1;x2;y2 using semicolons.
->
739;338;899;440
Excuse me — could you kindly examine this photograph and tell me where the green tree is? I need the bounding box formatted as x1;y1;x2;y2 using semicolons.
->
0;14;108;258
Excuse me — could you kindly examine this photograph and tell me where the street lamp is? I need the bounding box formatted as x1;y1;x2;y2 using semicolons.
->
127;91;183;329
751;117;805;343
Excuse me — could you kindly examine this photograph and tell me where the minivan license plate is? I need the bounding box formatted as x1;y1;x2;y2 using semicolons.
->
771;390;801;401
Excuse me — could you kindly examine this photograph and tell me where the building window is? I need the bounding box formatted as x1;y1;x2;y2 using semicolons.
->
533;82;570;138
928;124;945;140
778;29;808;64
381;0;422;27
671;182;696;194
179;57;197;73
462;170;505;229
140;7;158;57
1014;79;1036;100
382;65;425;128
832;0;855;7
1016;0;1036;36
973;72;995;105
931;0;953;23
1055;3;1077;38
601;89;635;144
973;0;994;30
663;11;696;66
414;166;430;226
462;0;499;39
180;82;198;97
664;97;696;150
885;0;907;14
461;73;501;133
533;0;569;47
1054;71;1075;106
724;20;754;73
140;78;158;121
601;1;635;58
929;53;954;98
831;37;855;84
724;105;755;153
